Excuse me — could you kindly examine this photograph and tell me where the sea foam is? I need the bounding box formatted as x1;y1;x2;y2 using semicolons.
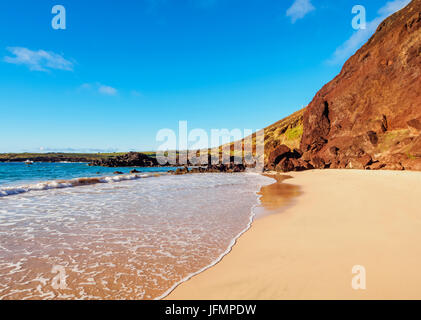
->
0;173;273;300
0;173;158;197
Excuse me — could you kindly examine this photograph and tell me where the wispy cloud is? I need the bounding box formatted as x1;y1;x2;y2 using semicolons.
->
98;84;118;96
378;0;411;16
4;47;74;72
286;0;315;23
327;0;410;65
80;82;118;96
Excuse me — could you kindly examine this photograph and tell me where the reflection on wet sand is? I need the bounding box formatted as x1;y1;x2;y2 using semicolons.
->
256;174;301;215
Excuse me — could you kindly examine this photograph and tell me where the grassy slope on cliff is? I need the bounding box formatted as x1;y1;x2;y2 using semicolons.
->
262;108;304;151
210;108;305;163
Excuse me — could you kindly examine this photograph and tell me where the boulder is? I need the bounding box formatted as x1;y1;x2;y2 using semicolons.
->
174;167;190;175
275;158;295;172
290;158;314;171
266;144;292;168
369;162;386;170
310;156;326;169
384;163;405;171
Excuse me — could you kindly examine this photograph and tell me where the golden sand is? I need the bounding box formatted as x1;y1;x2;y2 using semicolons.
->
168;169;421;300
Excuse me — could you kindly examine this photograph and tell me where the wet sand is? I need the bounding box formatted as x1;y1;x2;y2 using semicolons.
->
256;174;301;216
168;169;421;300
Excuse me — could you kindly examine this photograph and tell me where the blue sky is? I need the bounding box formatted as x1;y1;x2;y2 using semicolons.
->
0;0;411;153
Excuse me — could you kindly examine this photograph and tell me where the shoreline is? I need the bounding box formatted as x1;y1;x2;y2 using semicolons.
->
157;172;276;300
162;172;299;300
0;172;271;299
168;169;421;300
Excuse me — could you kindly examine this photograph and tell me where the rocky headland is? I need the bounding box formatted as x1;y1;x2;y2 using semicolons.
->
264;0;421;172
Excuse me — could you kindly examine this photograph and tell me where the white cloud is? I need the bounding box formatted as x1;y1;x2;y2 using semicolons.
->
286;0;315;23
4;47;74;72
98;85;118;96
79;83;118;96
378;0;411;16
328;0;411;65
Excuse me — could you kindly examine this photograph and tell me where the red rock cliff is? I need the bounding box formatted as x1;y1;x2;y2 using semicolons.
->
300;0;421;171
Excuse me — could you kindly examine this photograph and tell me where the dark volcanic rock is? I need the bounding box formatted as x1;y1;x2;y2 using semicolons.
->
190;167;207;173
345;154;373;170
266;144;291;167
90;152;158;167
274;157;313;172
369;162;387;170
207;163;246;173
168;163;247;174
265;144;302;170
310;156;327;169
174;167;189;175
275;158;294;173
290;158;314;171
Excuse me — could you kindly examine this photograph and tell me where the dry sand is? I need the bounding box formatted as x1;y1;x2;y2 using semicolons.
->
168;169;421;300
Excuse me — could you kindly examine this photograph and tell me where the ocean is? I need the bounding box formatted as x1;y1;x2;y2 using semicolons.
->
0;162;172;189
0;162;272;299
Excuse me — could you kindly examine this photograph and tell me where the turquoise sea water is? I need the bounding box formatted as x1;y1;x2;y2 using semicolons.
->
0;162;173;187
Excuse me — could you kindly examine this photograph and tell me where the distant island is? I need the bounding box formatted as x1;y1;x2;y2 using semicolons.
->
0;152;155;164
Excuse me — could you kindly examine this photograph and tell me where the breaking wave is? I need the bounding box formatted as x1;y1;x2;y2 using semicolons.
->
0;172;273;299
0;173;162;198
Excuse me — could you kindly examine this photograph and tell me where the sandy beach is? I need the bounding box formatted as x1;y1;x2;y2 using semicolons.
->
168;169;421;300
